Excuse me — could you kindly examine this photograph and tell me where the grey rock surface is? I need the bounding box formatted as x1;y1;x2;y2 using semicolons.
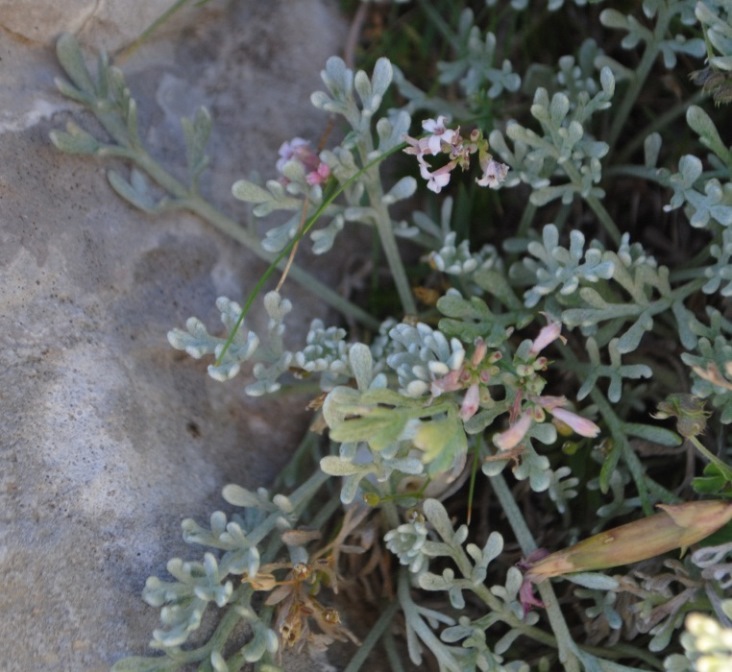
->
0;1;359;670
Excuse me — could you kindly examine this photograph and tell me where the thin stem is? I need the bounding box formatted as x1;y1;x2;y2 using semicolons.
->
585;195;622;245
272;428;325;492
343;598;401;672
488;471;536;555
360;159;417;316
379;490;401;531
689;435;732;481
606;8;670;152
588;388;653;512
383;630;407;672
115;0;202;61
613;90;707;166
397;568;462;672
552;200;573;233
352;114;416;316
516;200;538;239
489;472;581;672
561;161;622;245
582;642;666;671
415;0;461;50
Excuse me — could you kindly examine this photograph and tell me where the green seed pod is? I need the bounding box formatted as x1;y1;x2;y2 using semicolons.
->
527;500;732;582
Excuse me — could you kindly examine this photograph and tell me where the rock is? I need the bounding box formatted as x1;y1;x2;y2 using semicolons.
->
0;0;188;50
0;2;363;670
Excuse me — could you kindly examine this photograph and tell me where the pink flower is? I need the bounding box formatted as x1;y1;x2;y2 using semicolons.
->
535;395;601;438
276;137;331;187
494;412;533;451
548;407;601;438
459;383;480;421
306;162;331;186
476;158;509;189
529;321;564;356
422;116;457;154
519;576;545;612
403;134;432;157
276;137;310;173
431;369;462;397
471;338;488;366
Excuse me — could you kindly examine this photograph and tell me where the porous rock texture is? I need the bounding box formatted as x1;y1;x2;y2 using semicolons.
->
0;1;360;670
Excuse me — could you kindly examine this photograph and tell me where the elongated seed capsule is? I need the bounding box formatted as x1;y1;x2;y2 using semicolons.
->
527;500;732;582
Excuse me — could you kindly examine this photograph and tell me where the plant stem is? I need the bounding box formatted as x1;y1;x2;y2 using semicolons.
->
606;7;670;152
355;124;417;316
516;200;537;239
614;90;707;166
487;471;536;555
343;598;401;672
397;568;462;672
116;0;199;61
489;472;581;672
383;630;407;672
561;160;622;245
363;170;417;316
588;387;656;513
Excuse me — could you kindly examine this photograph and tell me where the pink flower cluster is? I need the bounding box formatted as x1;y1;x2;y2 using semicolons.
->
430;320;600;447
430;338;500;422
493;322;600;450
276;137;331;187
404;116;509;194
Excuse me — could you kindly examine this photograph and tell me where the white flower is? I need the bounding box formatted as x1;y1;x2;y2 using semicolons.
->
476;158;509;189
422;116;457;154
419;159;454;194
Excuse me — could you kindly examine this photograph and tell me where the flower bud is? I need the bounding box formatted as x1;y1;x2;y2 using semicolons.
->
527;500;732;582
494;412;532;451
363;492;381;507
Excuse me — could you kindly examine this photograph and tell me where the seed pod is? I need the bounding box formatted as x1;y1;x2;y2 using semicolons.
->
527;500;732;582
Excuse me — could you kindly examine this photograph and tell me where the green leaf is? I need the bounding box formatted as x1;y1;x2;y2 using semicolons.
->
687;105;732;167
422;498;455;542
564;572;619;590
222;484;265;508
622;423;682;447
231;178;276;204
108;169;158;213
53;76;94;105
692;472;729;495
437;293;513;347
599;439;622;494
49;123;101;155
56;33;96;95
414;415;467;474
320;456;370;477
472;268;530;315
348;343;373;391
329;406;411;451
182;107;212;184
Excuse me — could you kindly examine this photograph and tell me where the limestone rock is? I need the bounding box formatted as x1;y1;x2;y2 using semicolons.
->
0;2;360;670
